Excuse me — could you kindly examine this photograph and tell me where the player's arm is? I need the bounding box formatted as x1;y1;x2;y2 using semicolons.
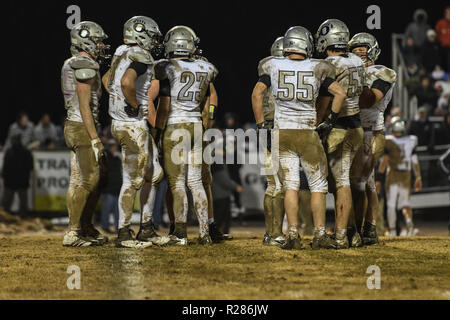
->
154;76;171;131
77;78;98;141
204;83;218;129
102;68;111;94
411;148;422;192
317;80;346;124
147;79;159;127
121;69;139;108
360;79;392;109
251;75;270;125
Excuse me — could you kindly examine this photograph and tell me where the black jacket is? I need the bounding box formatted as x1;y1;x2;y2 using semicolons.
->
2;145;33;189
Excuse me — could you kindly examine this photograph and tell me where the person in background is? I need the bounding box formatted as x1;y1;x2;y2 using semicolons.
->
4;112;35;150
412;76;439;111
408;106;431;146
1;135;34;217
420;29;442;73
405;9;431;49
211;160;243;240
100;140;122;233
33;113;58;148
435;6;450;71
403;37;422;68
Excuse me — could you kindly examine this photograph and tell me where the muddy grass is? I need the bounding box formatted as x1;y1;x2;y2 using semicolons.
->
0;232;448;300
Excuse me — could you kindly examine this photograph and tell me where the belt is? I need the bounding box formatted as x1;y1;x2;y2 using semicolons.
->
334;113;362;129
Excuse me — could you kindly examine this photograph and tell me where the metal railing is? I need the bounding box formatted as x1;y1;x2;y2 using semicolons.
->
392;33;417;121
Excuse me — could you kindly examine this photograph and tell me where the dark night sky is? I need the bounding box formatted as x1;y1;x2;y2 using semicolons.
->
2;0;448;142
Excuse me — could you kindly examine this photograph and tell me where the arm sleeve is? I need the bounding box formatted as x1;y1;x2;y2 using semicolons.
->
128;61;148;77
319;77;335;97
159;79;170;97
371;79;392;96
258;74;271;88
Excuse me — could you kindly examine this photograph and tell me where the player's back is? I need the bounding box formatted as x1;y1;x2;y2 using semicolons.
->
156;58;218;125
326;52;365;118
385;134;418;171
259;56;335;130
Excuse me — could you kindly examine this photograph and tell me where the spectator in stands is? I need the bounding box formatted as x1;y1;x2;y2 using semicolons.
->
431;65;447;81
403;37;422;68
4;112;34;150
413;76;439;111
420;29;442;73
54;116;66;148
435;6;450;71
437;93;450;115
436;76;450;97
405;9;431;48
408;106;431;146
435;113;450;145
100;140;121;233
33;114;58;149
1;135;34;217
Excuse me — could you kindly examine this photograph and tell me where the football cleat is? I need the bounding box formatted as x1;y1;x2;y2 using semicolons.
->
268;235;287;247
362;223;379;246
115;225;135;248
311;233;337;250
332;233;350;249
347;228;363;248
81;224;108;245
63;230;93;247
208;222;224;243
281;234;303;250
222;234;234;241
167;234;188;246
262;233;271;245
136;220;160;242
197;235;212;245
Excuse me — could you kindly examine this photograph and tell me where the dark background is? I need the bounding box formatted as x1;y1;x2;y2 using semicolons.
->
2;0;448;142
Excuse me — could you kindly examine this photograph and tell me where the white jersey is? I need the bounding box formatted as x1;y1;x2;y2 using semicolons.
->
385;135;418;171
61;55;101;125
108;45;155;122
326;53;366;118
361;65;397;131
258;56;336;130
155;58;218;125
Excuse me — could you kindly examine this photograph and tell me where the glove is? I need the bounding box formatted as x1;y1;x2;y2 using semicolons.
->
316;111;338;145
91;138;104;162
124;103;140;118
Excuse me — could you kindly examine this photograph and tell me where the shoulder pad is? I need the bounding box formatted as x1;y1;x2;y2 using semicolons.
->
205;61;219;79
196;55;209;62
372;65;397;83
69;56;99;70
410;135;418;146
316;60;336;79
385;134;394;141
128;47;153;64
74;69;97;81
258;56;273;76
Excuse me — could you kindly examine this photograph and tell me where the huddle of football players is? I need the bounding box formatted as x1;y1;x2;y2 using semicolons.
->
62;17;222;247
252;18;414;251
61;15;416;250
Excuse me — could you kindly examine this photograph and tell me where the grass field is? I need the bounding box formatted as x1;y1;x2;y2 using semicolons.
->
0;228;449;300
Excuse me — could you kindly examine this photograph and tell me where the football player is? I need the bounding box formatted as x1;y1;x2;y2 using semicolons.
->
252;26;346;250
348;32;397;245
379;120;422;236
158;27;225;243
61;21;109;247
315;19;365;249
254;36;286;247
103;16;164;247
153;26;218;245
